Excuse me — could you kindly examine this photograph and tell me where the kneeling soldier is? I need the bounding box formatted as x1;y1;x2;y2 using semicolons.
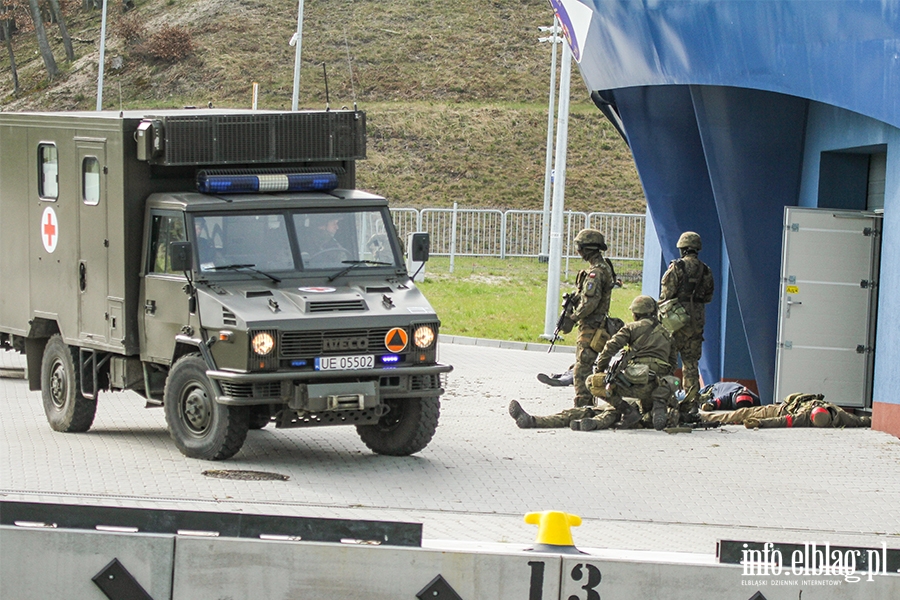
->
509;296;680;432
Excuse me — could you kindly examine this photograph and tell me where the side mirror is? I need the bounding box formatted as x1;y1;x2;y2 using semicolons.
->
169;241;193;272
409;232;430;263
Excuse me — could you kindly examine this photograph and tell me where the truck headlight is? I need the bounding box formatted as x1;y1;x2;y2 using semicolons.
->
251;332;275;355
414;325;435;349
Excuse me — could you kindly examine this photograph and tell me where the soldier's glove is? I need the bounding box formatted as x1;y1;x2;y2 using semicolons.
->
745;418;760;429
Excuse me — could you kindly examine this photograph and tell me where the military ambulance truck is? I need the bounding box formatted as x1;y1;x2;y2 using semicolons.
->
0;109;451;460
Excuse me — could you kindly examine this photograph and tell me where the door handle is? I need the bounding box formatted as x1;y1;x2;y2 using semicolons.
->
145;299;156;315
79;262;87;292
786;298;802;306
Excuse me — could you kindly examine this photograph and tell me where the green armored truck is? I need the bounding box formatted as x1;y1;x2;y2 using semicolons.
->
0;109;452;460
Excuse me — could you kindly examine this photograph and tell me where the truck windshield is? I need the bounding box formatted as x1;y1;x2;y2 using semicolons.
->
192;209;399;275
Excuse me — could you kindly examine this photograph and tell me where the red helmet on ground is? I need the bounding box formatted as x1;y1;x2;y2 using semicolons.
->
810;406;832;427
734;391;755;409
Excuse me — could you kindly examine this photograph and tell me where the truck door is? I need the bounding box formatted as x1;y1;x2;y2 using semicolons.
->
774;208;882;408
140;210;190;364
76;139;109;345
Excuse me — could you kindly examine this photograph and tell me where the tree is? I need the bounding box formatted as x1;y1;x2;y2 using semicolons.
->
47;0;74;61
27;0;57;79
2;13;19;94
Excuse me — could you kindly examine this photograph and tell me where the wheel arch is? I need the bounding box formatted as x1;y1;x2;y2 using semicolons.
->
25;318;61;391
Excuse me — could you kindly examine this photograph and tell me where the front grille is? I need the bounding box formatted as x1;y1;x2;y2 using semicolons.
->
281;327;394;358
410;374;441;391
220;381;282;399
308;299;366;313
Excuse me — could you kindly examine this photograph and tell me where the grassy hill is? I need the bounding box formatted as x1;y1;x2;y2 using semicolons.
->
2;0;646;213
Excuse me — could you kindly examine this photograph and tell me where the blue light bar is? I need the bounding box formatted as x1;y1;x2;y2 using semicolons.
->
290;360;308;367
197;171;339;194
380;354;400;364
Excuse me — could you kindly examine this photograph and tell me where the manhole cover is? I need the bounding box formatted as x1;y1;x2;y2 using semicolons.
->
202;470;289;481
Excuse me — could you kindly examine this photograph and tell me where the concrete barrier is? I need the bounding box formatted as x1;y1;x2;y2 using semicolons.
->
3;512;897;599
0;526;174;600
172;536;562;599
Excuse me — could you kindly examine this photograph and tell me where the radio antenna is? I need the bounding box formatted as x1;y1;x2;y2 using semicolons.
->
343;27;357;104
323;63;330;111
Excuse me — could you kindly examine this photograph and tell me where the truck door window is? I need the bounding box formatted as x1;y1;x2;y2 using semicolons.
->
82;157;100;205
148;213;187;275
193;214;293;273
38;143;58;199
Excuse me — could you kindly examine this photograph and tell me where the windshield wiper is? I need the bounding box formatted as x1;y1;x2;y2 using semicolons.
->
209;263;281;283
327;260;392;282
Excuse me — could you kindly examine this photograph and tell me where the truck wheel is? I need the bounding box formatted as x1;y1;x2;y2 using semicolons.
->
40;335;97;432
248;405;271;430
356;397;440;456
164;354;249;460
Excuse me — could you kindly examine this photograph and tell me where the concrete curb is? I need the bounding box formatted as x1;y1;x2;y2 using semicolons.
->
440;334;576;354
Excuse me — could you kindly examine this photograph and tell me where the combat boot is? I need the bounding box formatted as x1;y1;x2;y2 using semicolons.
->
508;401;536;429
617;403;642;429
570;419;598;431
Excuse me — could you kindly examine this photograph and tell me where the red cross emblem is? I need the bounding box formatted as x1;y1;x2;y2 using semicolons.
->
41;206;59;253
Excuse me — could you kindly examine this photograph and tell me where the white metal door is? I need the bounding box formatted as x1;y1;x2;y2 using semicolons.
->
774;208;881;408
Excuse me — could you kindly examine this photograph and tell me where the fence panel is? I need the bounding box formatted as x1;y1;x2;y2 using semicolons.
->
389;208;419;242
588;212;645;261
391;207;644;264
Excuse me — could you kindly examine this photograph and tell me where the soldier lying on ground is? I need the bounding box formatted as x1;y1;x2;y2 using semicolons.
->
698;381;761;411
700;393;871;428
509;377;683;431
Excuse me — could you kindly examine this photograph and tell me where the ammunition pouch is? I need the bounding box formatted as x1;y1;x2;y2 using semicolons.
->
589;327;610;352
586;373;607;398
621;363;650;385
658;299;689;333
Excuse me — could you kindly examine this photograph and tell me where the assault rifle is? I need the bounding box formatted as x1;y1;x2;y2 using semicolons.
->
547;292;578;353
603;348;633;387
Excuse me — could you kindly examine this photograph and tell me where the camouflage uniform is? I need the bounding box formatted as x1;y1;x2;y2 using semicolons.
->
659;235;714;397
570;243;616;407
701;393;871;428
596;312;680;429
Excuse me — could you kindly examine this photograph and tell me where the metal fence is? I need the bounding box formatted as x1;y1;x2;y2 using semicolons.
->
389;207;645;262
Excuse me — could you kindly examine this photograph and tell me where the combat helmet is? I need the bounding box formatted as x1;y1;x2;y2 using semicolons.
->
629;295;657;317
574;229;608;252
810;406;833;427
676;231;702;251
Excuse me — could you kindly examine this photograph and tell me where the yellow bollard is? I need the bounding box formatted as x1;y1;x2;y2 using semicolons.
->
524;510;586;554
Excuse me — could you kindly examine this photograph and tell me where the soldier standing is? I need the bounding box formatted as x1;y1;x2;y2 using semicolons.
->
567;229;616;407
659;231;714;403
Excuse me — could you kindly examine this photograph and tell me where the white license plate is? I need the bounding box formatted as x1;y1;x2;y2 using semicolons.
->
315;354;375;371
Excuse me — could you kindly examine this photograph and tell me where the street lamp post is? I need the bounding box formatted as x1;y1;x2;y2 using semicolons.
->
538;19;561;263
542;41;573;342
290;0;305;111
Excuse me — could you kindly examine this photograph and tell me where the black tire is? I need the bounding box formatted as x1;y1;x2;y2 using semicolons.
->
164;354;249;460
356;397;440;456
248;405;271;430
40;335;97;432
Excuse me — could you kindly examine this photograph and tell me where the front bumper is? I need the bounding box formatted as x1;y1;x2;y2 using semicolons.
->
206;363;453;406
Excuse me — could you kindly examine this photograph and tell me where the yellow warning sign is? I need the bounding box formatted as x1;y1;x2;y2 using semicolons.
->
384;327;409;352
786;285;799;294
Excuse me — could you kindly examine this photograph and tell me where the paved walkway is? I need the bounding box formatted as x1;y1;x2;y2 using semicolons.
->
1;341;898;557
